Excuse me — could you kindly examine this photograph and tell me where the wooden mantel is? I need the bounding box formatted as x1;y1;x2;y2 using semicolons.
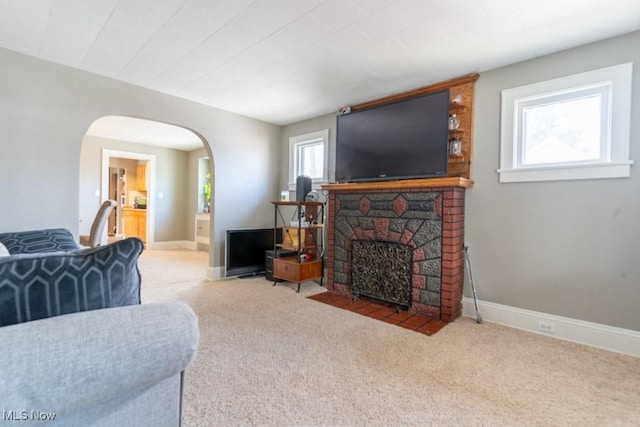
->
322;177;474;192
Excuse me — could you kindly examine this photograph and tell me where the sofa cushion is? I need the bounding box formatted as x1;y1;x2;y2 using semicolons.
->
0;228;79;254
0;237;144;327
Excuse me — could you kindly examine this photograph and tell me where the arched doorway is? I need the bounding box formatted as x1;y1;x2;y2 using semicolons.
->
79;116;214;258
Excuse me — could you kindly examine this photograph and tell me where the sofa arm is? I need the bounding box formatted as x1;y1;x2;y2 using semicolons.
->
0;302;199;425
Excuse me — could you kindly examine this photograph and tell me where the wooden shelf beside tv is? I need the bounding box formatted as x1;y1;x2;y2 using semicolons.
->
448;156;468;165
271;201;325;292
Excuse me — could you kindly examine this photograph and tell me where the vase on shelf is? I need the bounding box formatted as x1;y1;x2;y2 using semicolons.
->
449;137;462;157
448;114;460;130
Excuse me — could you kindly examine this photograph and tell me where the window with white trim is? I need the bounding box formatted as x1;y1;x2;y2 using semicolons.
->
288;129;329;190
498;63;633;183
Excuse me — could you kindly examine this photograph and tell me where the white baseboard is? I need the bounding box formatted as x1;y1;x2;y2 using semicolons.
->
462;297;640;357
208;266;224;281
148;240;197;250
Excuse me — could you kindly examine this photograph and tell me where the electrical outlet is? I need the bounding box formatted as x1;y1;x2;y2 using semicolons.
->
537;320;555;334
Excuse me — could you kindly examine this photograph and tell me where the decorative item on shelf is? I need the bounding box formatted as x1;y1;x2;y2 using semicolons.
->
448;114;460;130
284;227;305;248
305;190;319;202
280;190;289;201
449;137;463;157
202;172;211;213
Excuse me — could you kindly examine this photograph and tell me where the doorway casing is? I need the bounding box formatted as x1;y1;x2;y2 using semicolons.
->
101;149;156;246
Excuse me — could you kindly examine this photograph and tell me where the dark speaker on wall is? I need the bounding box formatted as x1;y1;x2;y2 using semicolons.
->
296;175;312;202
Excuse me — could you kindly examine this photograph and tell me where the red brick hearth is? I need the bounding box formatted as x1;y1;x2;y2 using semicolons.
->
322;178;473;322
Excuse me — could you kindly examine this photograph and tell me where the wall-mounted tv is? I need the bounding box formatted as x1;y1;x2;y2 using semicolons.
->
335;89;450;182
225;228;282;278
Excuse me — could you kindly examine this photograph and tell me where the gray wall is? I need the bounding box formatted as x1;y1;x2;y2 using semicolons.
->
468;31;640;331
0;47;281;270
281;31;640;331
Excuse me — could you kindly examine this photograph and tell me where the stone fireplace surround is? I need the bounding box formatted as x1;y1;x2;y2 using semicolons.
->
323;178;472;322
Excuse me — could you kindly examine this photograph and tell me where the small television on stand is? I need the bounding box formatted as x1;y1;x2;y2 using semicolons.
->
225;228;283;278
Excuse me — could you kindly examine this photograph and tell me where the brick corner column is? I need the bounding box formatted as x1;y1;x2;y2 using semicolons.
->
440;187;466;322
325;191;336;292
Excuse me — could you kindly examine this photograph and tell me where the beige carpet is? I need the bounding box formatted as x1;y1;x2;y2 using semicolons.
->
139;249;640;426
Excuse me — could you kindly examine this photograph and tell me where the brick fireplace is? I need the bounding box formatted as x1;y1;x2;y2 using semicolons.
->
323;178;472;322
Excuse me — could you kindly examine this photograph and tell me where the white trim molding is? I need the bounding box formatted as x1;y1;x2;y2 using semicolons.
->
499;62;633;183
462;297;640;357
288;129;330;191
208;266;224;281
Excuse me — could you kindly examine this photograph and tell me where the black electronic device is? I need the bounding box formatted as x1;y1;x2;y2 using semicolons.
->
335;89;450;182
225;228;283;278
296;175;312;201
265;248;297;282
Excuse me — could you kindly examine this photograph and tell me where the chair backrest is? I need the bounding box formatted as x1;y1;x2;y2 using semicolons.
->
88;200;117;247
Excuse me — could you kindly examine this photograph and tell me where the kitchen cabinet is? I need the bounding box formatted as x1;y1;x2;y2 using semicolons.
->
123;208;147;243
136;163;147;191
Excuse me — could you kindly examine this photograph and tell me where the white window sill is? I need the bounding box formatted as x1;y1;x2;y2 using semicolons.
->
498;161;633;183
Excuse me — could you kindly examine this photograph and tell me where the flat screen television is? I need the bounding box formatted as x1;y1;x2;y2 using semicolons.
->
225;228;282;278
335;89;450;182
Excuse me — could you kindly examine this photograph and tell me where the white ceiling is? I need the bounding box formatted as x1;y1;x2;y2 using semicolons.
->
2;0;640;135
85;116;204;151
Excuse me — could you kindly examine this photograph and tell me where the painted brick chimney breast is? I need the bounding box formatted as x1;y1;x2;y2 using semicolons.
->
324;181;468;322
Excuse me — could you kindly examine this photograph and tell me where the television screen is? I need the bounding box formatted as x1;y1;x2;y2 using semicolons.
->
336;89;450;182
225;228;282;278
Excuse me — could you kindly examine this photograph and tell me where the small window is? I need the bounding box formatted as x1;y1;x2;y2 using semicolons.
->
499;63;633;183
289;129;329;190
299;140;324;179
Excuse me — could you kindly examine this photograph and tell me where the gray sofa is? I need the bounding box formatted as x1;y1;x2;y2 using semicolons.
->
0;301;199;426
0;229;199;425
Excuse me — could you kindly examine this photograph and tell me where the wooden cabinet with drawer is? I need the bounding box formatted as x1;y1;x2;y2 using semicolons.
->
273;256;323;283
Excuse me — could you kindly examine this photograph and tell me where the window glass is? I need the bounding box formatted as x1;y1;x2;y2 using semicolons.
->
300;142;324;178
521;94;602;166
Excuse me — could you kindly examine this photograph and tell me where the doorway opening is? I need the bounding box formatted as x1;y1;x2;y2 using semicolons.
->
80;116;214;275
102;151;155;244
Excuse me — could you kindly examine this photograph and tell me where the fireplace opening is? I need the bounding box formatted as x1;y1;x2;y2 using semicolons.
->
351;240;413;308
